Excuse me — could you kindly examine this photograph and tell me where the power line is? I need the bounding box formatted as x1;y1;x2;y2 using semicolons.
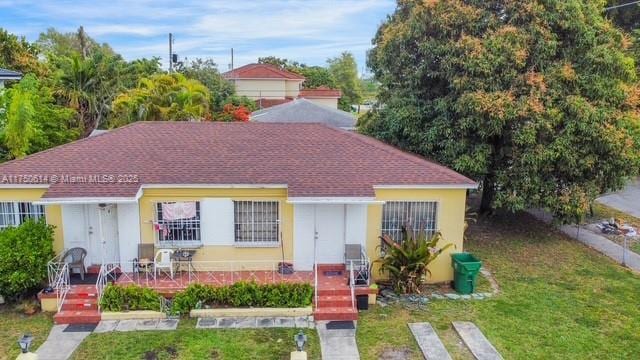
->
604;1;640;11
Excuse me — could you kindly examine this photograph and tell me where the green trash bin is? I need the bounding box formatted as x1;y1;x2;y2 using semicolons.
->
451;252;482;294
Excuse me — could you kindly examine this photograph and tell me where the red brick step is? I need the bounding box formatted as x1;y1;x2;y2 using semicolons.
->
314;306;358;321
54;310;101;324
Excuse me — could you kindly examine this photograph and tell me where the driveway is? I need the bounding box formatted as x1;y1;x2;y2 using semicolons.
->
597;178;640;218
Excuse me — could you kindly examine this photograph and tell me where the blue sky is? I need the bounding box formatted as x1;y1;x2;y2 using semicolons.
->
0;0;395;73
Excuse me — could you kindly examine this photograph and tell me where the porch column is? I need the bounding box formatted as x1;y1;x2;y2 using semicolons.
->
117;203;141;272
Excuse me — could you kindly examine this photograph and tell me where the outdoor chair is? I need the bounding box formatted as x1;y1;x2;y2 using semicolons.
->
345;244;369;285
154;249;175;279
134;244;155;277
62;247;87;280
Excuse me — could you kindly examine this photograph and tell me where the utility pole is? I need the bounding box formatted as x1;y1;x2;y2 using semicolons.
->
231;48;234;71
169;33;173;73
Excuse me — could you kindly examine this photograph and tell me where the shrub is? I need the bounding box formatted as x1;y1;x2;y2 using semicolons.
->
0;220;54;300
100;285;161;312
376;227;453;294
172;281;313;314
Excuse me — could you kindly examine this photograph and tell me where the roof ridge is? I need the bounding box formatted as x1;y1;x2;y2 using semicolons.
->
322;126;476;184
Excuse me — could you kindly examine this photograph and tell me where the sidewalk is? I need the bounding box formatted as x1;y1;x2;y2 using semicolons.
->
35;325;92;360
529;210;640;272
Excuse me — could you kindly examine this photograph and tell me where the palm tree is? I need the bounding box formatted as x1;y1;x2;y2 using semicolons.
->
56;55;97;136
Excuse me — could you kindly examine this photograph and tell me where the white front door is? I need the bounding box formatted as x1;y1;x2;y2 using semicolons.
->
87;204;120;264
315;205;345;264
293;204;346;270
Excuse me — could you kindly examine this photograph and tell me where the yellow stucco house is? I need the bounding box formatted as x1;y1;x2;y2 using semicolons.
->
1;122;475;322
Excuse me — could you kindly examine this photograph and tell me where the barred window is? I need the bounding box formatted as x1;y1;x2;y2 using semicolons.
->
382;201;438;242
234;201;279;245
0;202;45;229
155;202;201;245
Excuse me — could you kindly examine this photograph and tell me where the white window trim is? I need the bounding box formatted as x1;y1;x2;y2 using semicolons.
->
381;200;440;242
153;201;202;247
233;200;280;247
0;202;45;229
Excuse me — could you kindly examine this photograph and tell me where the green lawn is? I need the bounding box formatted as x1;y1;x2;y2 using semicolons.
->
72;319;320;360
358;212;640;360
0;307;53;360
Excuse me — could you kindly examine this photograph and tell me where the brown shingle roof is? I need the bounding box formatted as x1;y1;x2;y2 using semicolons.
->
222;63;305;80
0;122;475;199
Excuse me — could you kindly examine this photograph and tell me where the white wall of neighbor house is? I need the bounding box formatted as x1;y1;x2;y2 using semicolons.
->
117;203;141;271
233;79;287;99
305;97;339;109
284;80;302;98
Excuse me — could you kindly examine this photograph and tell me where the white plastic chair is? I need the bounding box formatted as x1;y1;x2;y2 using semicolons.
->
154;249;175;279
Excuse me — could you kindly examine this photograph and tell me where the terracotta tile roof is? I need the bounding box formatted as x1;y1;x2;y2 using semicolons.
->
299;87;342;98
255;98;293;109
223;63;305;80
0;122;476;199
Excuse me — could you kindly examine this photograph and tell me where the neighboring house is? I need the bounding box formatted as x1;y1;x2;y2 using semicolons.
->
298;87;342;109
2;122;475;322
251;98;356;130
223;63;342;109
0;68;22;88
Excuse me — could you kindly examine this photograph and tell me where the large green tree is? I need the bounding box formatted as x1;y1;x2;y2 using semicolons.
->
363;0;640;222
0;28;47;77
0;74;78;159
328;52;363;111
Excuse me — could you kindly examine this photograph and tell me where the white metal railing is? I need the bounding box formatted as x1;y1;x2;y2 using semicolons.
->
349;260;356;310
47;254;70;312
314;262;319;310
362;248;371;286
96;263;122;311
95;260;313;291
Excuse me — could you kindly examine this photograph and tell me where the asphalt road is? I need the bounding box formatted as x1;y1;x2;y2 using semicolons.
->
597;178;640;218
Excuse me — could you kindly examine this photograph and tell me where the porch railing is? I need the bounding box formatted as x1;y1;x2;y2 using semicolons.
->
314;261;319;310
47;253;70;312
96;263;124;311
349;260;356;310
96;260;313;290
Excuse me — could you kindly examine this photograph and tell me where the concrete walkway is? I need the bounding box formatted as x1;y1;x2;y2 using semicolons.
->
597;178;640;218
529;209;640;272
408;322;451;360
35;325;92;360
316;321;360;360
452;322;502;360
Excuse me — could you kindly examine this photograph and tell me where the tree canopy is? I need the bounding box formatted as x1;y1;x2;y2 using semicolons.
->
328;52;363;111
363;0;640;223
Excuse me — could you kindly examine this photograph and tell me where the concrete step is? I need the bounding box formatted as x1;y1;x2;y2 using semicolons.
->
61;298;98;311
54;310;101;324
314;306;358;321
317;287;351;296
452;321;503;360
316;295;352;308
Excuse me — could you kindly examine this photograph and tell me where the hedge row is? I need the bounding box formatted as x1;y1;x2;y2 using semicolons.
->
100;281;313;315
172;282;313;314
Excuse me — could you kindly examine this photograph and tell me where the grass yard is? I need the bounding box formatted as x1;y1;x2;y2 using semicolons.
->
358;212;640;360
0;307;53;360
71;319;320;360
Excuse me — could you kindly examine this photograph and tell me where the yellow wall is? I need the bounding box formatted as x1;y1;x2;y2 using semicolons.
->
305;98;339;109
0;188;64;253
139;188;293;265
367;188;468;283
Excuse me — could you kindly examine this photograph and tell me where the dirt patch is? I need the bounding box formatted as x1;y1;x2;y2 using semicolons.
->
379;347;415;360
210;349;221;359
142;350;157;360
